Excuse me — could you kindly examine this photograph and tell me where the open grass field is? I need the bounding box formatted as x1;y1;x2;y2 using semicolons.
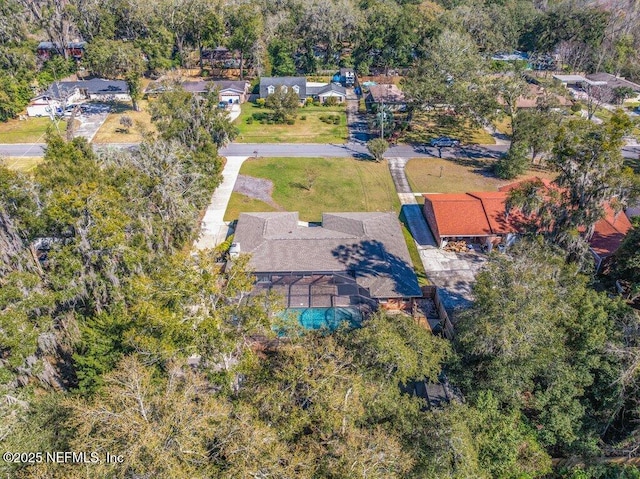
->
1;156;43;172
402;112;495;145
92;100;155;144
224;157;400;222
0;117;67;143
234;102;348;143
406;157;556;193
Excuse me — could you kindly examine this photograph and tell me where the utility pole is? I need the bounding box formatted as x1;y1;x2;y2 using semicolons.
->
380;100;384;139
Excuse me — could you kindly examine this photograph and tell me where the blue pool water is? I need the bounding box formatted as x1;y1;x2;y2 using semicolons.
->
279;307;362;331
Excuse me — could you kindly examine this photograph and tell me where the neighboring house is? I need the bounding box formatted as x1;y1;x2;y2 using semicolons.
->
422;192;520;251
306;82;347;103
179;80;250;103
258;77;346;104
588;205;633;271
37;41;86;60
491;51;529;62
552;74;593;87
259;77;307;101
498;83;572;109
366;84;406;110
231;212;423;311
586;72;640;102
423;180;633;271
339;68;355;87
27;79;130;116
201;46;240;69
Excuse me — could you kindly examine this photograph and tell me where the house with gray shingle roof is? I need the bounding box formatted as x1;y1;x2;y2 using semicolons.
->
260;77;307;101
259;77;347;103
231;212;422;308
306;83;347;103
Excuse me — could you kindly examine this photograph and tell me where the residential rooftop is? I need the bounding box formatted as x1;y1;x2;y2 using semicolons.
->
232;211;422;299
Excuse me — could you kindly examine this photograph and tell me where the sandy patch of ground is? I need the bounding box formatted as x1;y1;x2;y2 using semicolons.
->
233;174;282;210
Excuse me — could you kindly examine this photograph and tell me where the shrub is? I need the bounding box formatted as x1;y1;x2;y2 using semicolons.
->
286;118;295;125
312;100;321;107
256;98;266;108
246;117;254;124
570;102;582;113
118;115;133;133
324;96;339;107
266;119;274;125
332;116;340;124
305;97;314;106
300;115;307;120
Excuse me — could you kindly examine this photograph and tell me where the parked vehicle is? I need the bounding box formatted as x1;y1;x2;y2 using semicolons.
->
428;136;460;147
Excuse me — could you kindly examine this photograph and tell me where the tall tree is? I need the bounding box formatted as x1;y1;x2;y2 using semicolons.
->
227;7;263;80
454;241;634;452
507;112;635;262
264;85;300;123
85;38;146;110
403;29;496;126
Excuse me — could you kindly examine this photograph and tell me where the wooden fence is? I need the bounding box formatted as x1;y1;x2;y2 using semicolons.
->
419;286;455;340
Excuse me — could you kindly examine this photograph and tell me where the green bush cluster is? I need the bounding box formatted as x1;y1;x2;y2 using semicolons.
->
319;114;340;125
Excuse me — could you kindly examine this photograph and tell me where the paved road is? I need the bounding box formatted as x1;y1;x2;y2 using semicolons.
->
2;141;639;161
220;142;511;159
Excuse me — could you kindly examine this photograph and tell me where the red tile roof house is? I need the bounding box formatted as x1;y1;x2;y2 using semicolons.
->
423;182;633;270
422;192;521;253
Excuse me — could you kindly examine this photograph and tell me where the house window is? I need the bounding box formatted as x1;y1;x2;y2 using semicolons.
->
292;85;300;94
282;86;288;93
267;85;275;95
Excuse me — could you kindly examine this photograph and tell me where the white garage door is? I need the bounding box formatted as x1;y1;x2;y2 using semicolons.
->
221;94;241;104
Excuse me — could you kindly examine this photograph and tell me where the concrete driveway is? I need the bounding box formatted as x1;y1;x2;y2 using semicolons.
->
74;103;110;142
420;248;487;312
194;156;249;250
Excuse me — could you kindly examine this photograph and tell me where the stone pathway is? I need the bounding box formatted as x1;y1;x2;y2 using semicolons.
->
194;156;249;250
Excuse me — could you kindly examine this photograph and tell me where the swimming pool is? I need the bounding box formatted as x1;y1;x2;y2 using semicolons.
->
279;307;363;331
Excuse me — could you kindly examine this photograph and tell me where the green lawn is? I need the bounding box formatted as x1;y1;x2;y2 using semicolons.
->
406;157;556;193
93;100;155;144
0;117;67;143
225;193;278;221
402;112;495;145
399;215;429;286
1;156;43;172
234;102;348;143
492;116;513;136
224;157;399;222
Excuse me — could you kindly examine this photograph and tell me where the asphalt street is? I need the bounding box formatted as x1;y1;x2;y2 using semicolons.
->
1;142;639;161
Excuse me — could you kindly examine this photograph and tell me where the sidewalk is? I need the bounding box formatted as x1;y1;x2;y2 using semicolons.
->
193;156;248;250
